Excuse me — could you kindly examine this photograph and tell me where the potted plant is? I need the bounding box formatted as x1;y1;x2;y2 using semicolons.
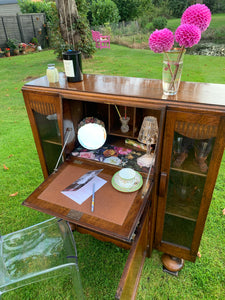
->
31;37;42;51
19;43;27;54
4;48;10;57
26;43;36;53
7;38;19;55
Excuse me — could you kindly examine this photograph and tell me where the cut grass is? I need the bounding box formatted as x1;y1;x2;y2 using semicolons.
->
0;45;225;299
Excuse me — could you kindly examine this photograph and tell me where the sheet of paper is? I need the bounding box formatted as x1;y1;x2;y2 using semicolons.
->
61;176;107;205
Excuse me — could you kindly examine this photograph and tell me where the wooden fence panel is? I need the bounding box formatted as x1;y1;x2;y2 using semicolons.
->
1;15;22;41
0;13;46;49
19;14;45;44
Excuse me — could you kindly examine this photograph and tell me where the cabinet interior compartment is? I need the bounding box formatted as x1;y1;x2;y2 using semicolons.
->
62;99;163;175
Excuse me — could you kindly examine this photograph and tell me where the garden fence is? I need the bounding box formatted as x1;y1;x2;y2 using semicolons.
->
0;13;48;49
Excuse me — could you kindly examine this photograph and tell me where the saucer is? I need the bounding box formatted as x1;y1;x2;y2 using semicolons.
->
112;171;143;193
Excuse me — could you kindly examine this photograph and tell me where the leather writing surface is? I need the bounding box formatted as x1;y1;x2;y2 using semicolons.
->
38;164;137;225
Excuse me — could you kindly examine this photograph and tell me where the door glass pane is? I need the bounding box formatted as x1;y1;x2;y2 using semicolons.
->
162;131;215;248
33;111;62;174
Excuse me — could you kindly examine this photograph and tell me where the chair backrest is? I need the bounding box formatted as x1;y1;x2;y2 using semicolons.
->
95;31;101;41
0;218;84;299
92;30;101;42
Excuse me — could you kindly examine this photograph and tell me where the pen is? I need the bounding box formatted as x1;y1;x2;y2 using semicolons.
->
91;183;95;212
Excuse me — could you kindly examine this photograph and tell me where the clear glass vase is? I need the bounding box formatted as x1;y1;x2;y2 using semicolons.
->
162;48;185;96
120;117;130;133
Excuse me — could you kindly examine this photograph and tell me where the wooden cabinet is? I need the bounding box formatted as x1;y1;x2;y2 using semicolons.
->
22;74;225;297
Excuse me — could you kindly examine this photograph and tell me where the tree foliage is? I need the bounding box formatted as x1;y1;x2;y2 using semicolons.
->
112;0;140;22
204;0;225;13
167;0;189;18
18;0;57;25
90;0;120;26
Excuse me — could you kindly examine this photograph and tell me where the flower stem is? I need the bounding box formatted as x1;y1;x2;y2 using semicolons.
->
168;46;185;91
165;52;175;90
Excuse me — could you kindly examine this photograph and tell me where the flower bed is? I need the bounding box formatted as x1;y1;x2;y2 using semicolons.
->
25;43;36;53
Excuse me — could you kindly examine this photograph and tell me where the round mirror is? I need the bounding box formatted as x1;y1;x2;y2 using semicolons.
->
78;117;107;150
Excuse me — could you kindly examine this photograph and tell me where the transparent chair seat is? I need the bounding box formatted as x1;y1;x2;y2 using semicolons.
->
0;218;84;299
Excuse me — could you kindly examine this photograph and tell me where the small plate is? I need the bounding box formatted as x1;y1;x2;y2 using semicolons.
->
112;171;143;193
78;122;106;150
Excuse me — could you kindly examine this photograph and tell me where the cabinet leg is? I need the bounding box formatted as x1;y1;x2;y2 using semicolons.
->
161;253;184;276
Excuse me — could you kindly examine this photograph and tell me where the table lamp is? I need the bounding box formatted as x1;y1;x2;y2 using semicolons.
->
137;116;158;168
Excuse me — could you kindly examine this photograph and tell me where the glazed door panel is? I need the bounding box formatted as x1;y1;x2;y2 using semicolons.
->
23;91;63;178
155;111;225;261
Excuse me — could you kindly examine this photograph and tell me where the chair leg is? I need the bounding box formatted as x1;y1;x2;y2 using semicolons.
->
71;265;84;300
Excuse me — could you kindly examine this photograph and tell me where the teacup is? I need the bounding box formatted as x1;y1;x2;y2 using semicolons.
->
117;168;136;188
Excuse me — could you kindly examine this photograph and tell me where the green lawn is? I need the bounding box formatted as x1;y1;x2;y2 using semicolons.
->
0;45;225;299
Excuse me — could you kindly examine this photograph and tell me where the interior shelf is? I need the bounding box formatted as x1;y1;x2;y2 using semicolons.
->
43;137;62;145
171;150;209;177
165;192;201;221
170;167;207;177
109;129;134;138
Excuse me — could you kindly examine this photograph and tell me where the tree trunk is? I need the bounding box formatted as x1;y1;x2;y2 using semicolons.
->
56;0;81;49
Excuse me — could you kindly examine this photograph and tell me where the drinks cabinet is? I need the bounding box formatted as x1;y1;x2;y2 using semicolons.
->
22;74;225;298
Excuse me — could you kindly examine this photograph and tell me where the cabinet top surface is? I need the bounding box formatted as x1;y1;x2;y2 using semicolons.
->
24;73;225;110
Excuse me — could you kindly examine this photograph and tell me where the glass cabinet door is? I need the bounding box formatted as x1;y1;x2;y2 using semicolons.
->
162;132;215;248
156;111;225;261
24;93;63;178
33;111;62;175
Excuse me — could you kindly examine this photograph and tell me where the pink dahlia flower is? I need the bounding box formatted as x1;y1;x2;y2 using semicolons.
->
175;24;201;48
149;28;174;53
181;4;211;32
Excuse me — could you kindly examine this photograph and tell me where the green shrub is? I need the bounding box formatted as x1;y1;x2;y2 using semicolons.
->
7;38;19;49
112;0;141;22
90;0;120;26
168;0;188;18
145;22;154;32
152;16;167;29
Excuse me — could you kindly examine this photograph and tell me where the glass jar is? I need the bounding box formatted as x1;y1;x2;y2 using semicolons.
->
46;64;59;83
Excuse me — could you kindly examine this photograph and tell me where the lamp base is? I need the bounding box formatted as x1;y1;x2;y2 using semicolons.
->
137;153;154;168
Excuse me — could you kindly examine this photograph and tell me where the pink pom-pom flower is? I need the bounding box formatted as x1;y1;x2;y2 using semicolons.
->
181;4;211;32
149;28;174;53
175;24;201;48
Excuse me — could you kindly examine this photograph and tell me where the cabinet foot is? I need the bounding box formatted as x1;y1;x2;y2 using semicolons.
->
161;253;184;276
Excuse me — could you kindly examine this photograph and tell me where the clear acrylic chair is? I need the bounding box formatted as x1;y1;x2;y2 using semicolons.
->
0;218;84;299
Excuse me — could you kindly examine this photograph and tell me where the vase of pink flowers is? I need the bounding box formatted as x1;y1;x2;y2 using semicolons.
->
149;4;211;95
